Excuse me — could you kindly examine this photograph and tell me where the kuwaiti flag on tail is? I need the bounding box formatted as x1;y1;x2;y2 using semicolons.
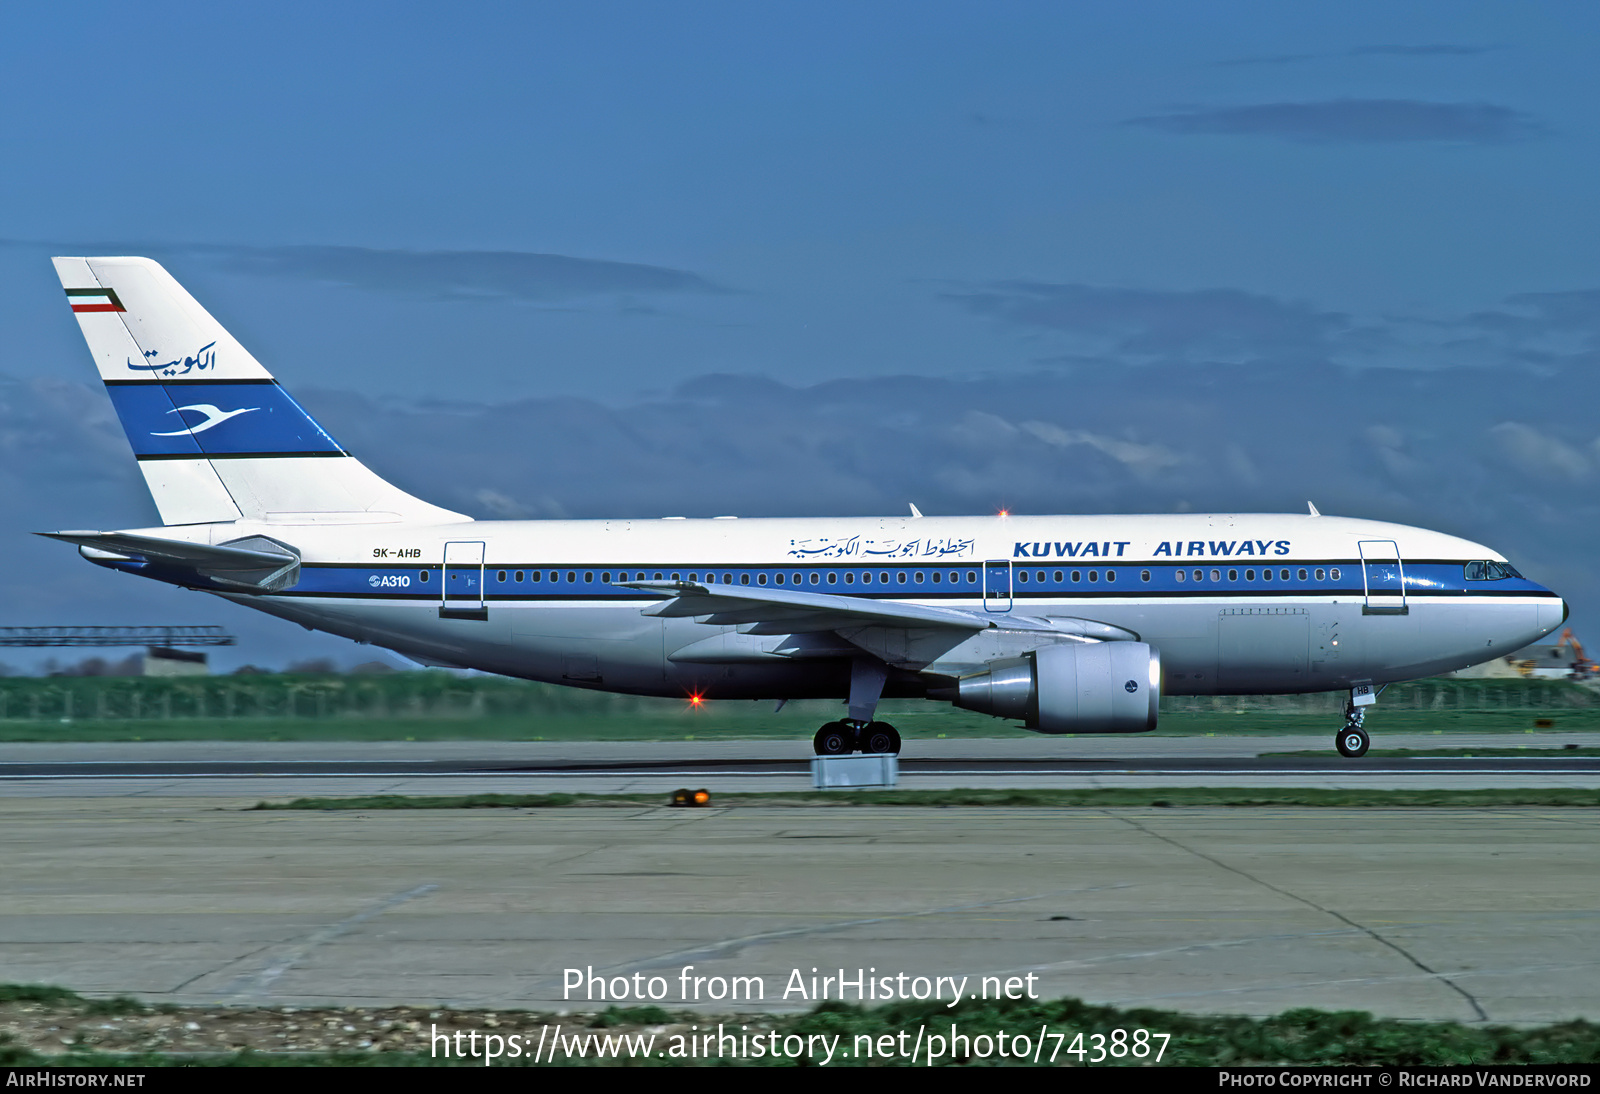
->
64;287;125;312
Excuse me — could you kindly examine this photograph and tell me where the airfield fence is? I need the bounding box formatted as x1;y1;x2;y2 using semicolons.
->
0;672;1592;723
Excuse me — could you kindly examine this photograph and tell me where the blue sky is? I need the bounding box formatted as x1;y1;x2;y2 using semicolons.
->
0;2;1596;670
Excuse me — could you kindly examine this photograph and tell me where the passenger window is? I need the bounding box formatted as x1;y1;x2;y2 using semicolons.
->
1140;570;1151;582
775;573;785;585
1089;570;1098;582
740;574;750;585
722;574;732;584
1175;570;1185;582
897;572;907;584
1228;569;1237;581
1071;570;1081;582
1245;569;1255;581
584;572;593;583
758;573;768;585
567;571;576;583
879;572;889;584
810;573;819;584
529;571;539;582
915;571;924;583
827;572;837;584
1314;568;1325;581
1106;570;1115;583
1330;567;1341;581
497;570;507;582
1018;571;1029;583
932;571;942;583
515;571;524;582
599;572;608;584
966;571;977;583
845;573;854;584
1054;571;1063;582
1193;570;1203;582
1210;569;1220;582
1281;569;1290;581
653;572;663;581
420;570;430;583
672;572;681;581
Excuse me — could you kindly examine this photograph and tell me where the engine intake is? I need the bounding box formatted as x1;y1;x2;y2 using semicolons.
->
949;641;1161;733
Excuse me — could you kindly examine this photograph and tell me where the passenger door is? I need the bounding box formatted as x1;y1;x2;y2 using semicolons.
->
1358;540;1408;616
441;540;488;620
983;559;1012;613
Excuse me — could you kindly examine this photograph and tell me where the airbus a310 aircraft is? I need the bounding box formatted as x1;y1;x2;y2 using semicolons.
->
45;257;1566;758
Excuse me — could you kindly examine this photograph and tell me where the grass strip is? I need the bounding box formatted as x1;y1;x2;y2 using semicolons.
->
2;990;1598;1066
252;787;1600;811
1264;747;1600;758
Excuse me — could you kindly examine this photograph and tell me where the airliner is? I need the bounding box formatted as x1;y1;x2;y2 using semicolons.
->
45;257;1567;758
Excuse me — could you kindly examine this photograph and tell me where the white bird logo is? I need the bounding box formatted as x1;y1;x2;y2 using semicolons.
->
150;404;260;437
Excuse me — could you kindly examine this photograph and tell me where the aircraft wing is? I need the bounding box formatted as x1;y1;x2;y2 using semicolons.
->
626;580;1065;636
39;530;302;592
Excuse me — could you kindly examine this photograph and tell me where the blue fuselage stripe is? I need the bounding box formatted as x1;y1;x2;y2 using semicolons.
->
96;559;1556;601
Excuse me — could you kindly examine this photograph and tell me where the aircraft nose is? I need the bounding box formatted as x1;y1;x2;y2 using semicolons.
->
1537;596;1568;636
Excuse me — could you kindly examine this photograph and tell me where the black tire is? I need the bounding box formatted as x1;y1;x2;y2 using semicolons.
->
1336;727;1370;758
813;722;854;756
858;721;901;755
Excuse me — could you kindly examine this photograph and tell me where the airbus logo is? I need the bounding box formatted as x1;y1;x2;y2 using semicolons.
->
150;404;260;437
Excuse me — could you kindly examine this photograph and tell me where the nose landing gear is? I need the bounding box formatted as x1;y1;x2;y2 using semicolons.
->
1335;685;1376;758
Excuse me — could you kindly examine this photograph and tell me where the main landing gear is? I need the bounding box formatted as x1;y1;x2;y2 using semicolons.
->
1335;685;1376;758
813;720;902;756
811;657;902;755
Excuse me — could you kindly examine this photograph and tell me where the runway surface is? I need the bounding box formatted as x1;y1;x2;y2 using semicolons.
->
2;733;1598;796
1;796;1595;1024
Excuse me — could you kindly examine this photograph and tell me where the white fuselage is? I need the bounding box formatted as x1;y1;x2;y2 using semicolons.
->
110;511;1565;703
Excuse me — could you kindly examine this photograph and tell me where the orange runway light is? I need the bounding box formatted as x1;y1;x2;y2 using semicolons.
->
670;788;712;808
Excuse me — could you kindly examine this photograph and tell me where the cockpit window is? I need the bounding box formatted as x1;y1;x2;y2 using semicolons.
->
1465;561;1521;581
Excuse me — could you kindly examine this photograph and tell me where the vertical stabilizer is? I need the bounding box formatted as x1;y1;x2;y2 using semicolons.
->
53;257;466;526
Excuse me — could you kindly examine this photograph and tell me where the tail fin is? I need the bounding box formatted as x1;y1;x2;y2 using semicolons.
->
53;257;465;526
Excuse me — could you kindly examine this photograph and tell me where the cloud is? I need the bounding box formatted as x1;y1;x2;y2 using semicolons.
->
1489;422;1591;481
1017;421;1186;480
1217;45;1497;67
944;281;1353;362
1348;45;1497;58
1123;100;1540;144
180;244;726;303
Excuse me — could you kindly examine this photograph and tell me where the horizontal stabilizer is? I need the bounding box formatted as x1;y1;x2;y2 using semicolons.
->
39;531;301;592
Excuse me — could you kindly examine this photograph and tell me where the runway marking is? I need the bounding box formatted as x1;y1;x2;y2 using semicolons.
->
215;883;438;1000
1112;814;1491;1022
605;883;1134;975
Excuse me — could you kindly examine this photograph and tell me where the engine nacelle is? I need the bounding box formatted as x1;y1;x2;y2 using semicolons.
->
949;641;1161;733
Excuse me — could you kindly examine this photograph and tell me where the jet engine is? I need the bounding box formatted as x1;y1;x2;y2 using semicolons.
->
947;641;1161;733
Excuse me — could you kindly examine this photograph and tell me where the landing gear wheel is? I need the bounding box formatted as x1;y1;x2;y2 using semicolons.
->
857;721;901;755
1336;727;1370;758
813;722;854;756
